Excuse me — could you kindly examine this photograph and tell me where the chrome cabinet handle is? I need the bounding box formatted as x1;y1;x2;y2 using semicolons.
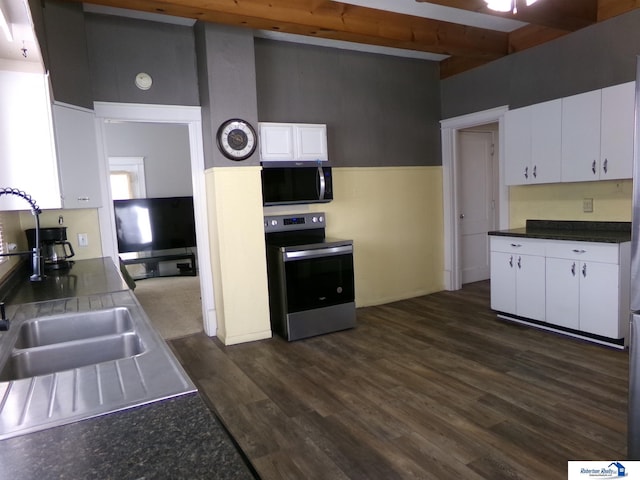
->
571;262;576;276
510;243;522;248
524;166;528;179
509;255;513;267
582;263;587;277
592;160;597;175
572;249;586;254
603;158;608;174
533;165;537;178
517;256;521;269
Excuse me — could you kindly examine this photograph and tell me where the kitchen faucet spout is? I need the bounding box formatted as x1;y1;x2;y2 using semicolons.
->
0;188;44;282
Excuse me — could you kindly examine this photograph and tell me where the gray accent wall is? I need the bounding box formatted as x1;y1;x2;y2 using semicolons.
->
441;9;640;119
39;1;93;108
255;39;441;167
84;13;199;106
195;23;260;168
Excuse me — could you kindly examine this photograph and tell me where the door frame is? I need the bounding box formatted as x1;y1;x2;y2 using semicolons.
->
93;102;217;336
441;106;509;291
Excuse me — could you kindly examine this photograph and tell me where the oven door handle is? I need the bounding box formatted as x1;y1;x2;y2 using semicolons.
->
284;245;353;261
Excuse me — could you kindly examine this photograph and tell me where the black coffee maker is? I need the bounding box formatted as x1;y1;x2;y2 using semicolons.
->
26;227;75;271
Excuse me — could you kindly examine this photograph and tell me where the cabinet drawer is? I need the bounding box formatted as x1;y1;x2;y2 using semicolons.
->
545;241;620;263
490;236;546;256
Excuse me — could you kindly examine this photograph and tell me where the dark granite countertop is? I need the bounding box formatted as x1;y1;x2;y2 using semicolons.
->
3;257;130;305
0;393;255;479
0;257;256;480
489;220;631;244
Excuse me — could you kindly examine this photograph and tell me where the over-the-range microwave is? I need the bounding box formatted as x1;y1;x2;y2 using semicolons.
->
261;161;333;206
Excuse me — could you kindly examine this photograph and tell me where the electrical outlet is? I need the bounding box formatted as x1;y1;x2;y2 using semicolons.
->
78;233;89;247
583;198;594;213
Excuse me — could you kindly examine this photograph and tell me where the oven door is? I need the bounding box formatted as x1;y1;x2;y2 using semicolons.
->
283;244;354;313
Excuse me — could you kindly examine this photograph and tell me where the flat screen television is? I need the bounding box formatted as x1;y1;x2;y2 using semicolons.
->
114;196;196;253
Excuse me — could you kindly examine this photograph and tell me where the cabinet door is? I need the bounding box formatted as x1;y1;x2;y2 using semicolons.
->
516;254;546;321
545;258;579;330
504;106;532;185
295;124;328;161
259;124;295;161
561;90;601;182
490;251;516;314
600;82;635;180
53;103;102;208
0;70;61;210
530;99;562;184
579;261;620;338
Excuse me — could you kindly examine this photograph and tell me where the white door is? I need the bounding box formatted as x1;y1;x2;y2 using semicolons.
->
490;251;516;314
459;129;497;284
545;257;580;329
515;253;546;322
579;261;620;338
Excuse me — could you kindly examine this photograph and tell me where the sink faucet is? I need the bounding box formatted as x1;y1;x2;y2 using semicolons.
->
0;187;44;282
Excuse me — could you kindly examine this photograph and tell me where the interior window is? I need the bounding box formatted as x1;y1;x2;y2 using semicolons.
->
108;157;146;200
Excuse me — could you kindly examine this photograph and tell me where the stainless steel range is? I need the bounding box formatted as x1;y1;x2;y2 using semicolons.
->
264;212;355;341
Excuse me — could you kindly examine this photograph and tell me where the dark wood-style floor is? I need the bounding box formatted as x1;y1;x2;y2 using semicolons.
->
169;281;629;479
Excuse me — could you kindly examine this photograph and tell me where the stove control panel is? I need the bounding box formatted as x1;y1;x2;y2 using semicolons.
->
264;212;325;233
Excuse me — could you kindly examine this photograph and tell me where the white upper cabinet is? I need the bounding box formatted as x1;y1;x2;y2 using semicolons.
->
504;99;561;186
52;103;102;209
259;123;328;162
561;82;635;182
0;70;61;211
600;81;635;180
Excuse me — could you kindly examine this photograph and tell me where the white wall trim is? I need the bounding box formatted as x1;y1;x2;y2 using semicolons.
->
440;105;510;291
93;102;217;336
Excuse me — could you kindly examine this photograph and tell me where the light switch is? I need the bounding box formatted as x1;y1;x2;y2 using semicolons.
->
78;233;88;247
583;198;594;213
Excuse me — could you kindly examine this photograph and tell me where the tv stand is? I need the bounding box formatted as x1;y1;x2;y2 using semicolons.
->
120;252;196;280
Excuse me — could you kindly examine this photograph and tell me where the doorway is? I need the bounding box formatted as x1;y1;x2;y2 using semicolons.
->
458;125;498;284
93;102;217;337
441;106;509;291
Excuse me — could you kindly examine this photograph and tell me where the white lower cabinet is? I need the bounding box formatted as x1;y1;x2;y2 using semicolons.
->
490;238;546;321
491;236;630;343
545;241;627;339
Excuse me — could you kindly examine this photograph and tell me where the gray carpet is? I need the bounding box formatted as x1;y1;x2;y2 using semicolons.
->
133;276;203;340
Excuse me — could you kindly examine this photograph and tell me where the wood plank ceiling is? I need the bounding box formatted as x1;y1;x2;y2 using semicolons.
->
65;0;640;78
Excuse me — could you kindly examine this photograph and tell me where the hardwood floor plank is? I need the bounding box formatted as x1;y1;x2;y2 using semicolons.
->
169;280;629;479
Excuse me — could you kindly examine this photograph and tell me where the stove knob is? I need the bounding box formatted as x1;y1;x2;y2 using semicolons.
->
271;220;278;226
319;216;324;223
312;216;318;223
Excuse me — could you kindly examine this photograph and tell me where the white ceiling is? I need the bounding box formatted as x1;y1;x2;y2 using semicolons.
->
0;0;42;71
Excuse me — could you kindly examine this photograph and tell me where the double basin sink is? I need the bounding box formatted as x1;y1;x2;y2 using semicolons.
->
0;290;196;439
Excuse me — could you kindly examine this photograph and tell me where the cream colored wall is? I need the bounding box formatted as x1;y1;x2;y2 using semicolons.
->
18;208;103;260
205;166;271;345
311;166;445;306
0;211;26;282
509;179;633;227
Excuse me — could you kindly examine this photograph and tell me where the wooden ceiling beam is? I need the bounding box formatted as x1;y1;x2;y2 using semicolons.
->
59;0;640;79
65;0;508;58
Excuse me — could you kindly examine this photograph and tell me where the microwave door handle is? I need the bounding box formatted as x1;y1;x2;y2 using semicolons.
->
317;166;326;200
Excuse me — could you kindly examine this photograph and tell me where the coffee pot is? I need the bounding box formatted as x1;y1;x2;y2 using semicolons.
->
26;227;75;271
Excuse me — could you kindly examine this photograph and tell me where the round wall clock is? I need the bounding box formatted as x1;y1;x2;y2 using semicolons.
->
216;119;257;161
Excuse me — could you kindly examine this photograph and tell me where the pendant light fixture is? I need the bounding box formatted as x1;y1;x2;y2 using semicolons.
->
485;0;539;14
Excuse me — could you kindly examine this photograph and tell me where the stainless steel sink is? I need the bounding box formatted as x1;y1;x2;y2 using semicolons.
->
0;290;196;440
14;308;135;348
1;332;144;380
